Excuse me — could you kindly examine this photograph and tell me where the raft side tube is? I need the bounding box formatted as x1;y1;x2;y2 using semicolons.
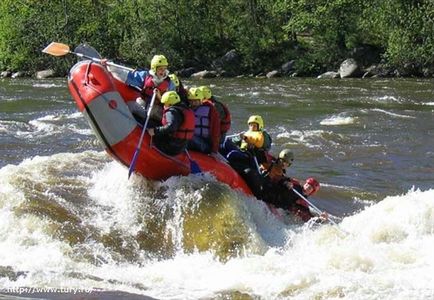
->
67;60;254;190
68;60;191;178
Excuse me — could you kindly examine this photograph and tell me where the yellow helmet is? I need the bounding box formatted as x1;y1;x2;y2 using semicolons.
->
247;115;264;130
169;74;180;87
187;87;204;101
199;86;212;99
160;91;180;106
278;149;294;165
151;55;168;72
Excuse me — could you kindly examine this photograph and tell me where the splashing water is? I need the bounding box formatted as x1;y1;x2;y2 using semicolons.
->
1;77;433;298
0;152;433;299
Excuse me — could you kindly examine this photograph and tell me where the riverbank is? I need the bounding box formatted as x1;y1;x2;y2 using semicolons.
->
3;44;434;80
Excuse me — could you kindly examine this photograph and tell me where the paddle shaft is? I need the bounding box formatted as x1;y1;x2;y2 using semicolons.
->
184;150;201;173
291;187;342;228
226;132;244;139
291;188;322;215
128;91;157;178
72;51;134;71
253;155;261;173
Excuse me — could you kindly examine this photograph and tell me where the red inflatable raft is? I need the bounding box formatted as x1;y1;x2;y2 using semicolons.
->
68;60;252;194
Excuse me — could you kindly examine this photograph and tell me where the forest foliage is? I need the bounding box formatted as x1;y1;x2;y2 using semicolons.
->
1;0;433;76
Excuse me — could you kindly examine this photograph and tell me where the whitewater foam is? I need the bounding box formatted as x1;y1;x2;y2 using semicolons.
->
374;95;401;103
371;108;416;119
32;83;64;88
320;114;357;126
4;113;93;138
1;155;434;299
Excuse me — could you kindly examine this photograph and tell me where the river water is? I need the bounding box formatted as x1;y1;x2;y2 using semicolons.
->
0;76;433;299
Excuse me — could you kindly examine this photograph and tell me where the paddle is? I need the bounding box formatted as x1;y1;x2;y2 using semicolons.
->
45;42;201;176
185;150;201;174
42;42;133;71
225;132;244;139
291;187;345;232
128;90;157;179
74;43;102;59
252;155;261;173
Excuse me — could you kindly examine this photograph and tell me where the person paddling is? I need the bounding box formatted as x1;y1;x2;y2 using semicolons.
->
101;54;176;125
220;115;272;197
222;115;272;168
199;85;231;145
260;149;294;183
268;177;328;222
137;55;175;124
147;91;195;156
186;87;221;155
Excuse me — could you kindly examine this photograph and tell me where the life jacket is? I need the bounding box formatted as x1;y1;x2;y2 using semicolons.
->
209;97;231;134
143;75;171;100
240;130;265;150
193;102;213;138
162;105;195;140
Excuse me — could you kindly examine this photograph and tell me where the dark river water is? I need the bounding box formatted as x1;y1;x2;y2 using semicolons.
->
1;76;433;299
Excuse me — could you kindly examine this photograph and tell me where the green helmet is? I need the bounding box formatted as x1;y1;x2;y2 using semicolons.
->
188;87;204;101
247;115;264;130
161;91;180;106
151;55;168;72
278;149;294;165
169;74;180;87
199;86;212;99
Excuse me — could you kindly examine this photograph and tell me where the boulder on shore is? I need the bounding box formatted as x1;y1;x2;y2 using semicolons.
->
339;58;359;78
1;71;11;78
12;71;26;78
176;67;196;78
266;70;280;78
212;49;242;76
36;69;55;79
280;60;295;76
190;70;218;79
317;71;340;79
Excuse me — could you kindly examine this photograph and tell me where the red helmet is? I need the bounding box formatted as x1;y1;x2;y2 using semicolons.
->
305;177;320;194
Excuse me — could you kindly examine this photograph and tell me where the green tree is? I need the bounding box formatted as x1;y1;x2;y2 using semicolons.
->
225;0;296;72
282;0;367;73
1;0;434;76
110;0;234;69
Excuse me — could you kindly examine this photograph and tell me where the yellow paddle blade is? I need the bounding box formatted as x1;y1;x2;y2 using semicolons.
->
42;42;70;56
